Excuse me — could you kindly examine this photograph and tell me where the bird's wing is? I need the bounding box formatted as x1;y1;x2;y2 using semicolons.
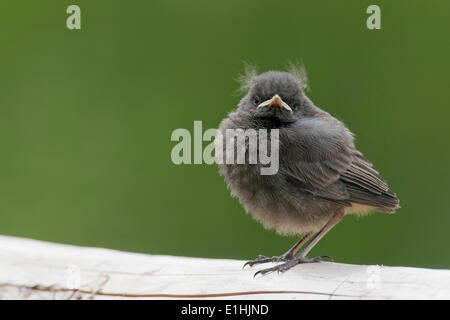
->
340;151;399;211
280;118;399;212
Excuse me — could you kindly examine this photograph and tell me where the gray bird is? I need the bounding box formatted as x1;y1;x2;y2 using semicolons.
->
217;67;399;276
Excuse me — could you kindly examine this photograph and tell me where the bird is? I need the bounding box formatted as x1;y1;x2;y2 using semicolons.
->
217;65;399;277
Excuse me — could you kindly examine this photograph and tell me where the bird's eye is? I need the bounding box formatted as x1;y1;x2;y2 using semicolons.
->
252;95;261;106
291;102;300;111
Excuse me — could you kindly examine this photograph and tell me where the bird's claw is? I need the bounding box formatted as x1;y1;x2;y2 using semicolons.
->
253;255;334;277
243;255;270;269
314;255;334;262
243;253;291;269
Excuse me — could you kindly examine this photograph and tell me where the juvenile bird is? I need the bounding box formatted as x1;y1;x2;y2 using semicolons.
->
217;66;399;276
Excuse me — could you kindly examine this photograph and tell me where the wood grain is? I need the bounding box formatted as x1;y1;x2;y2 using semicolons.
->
0;235;449;299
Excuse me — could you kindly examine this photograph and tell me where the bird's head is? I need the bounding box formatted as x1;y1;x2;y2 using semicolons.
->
237;68;315;122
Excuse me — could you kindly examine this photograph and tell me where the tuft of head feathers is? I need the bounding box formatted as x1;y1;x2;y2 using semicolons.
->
286;60;309;92
236;62;259;95
236;61;310;94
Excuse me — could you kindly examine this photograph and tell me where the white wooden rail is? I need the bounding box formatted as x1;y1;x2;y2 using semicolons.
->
0;235;449;299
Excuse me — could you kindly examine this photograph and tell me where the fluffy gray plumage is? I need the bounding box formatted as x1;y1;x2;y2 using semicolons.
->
218;69;399;236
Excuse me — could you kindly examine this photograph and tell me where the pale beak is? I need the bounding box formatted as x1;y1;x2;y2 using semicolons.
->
257;94;292;113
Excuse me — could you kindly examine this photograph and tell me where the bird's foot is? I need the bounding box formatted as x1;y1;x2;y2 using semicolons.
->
253;255;333;277
243;253;293;269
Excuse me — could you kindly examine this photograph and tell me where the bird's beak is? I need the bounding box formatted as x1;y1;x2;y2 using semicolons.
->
257;94;292;113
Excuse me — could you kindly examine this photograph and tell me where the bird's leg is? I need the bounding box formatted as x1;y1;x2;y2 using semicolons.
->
243;231;314;268
254;210;344;277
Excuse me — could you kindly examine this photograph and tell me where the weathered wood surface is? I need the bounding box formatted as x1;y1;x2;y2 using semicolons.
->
0;235;449;300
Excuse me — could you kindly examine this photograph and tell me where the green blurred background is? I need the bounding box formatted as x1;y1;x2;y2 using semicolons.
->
1;1;449;269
